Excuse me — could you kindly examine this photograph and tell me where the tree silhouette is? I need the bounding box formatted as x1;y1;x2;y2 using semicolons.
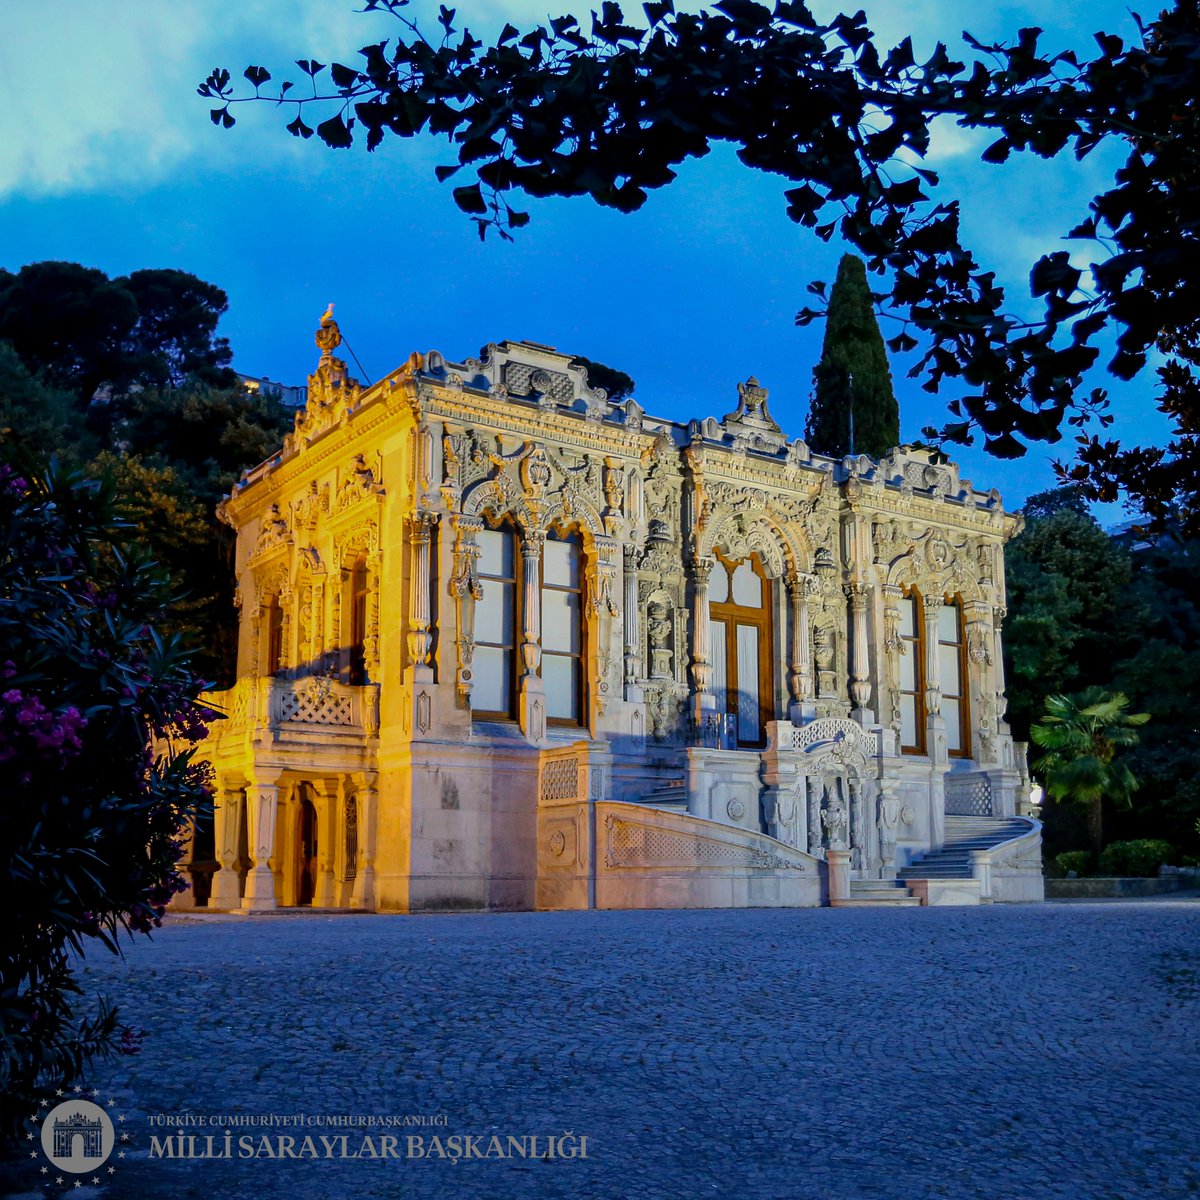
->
805;254;899;458
200;1;1200;531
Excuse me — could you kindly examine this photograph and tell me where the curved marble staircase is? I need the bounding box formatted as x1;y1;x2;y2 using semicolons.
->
898;816;1031;881
636;789;1031;906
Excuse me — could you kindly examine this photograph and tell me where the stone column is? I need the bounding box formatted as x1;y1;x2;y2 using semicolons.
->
449;515;483;699
806;777;822;856
168;820;197;910
844;777;864;873
877;783;900;878
787;573;817;724
688;555;716;733
880;584;904;741
623;543;642;696
278;588;292;674
407;511;438;677
364;550;382;677
311;579;325;667
209;781;243;909
241;777;280;911
588;537;621;726
845;580;874;724
518;529;546;741
992;604;1009;725
311;779;338;908
923;594;944;716
923;593;948;848
350;773;378;910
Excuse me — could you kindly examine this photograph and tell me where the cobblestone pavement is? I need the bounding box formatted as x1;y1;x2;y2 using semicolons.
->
7;900;1200;1200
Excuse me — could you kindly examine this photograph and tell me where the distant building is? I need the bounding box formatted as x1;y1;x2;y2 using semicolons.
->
237;372;307;408
180;311;1043;913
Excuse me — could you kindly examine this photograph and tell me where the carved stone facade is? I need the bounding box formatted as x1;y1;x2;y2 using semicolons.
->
185;317;1041;914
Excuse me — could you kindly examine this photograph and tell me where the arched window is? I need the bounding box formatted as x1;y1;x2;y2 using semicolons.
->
542;530;584;725
474;524;518;719
898;588;926;755
265;597;284;676
348;557;368;686
708;550;773;748
939;597;970;757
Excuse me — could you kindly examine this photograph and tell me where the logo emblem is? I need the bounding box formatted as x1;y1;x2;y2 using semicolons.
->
41;1100;115;1173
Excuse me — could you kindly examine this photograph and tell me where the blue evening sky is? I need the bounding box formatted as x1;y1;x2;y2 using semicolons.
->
3;1;1170;518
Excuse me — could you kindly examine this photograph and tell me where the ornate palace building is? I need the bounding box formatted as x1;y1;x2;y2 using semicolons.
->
182;310;1043;912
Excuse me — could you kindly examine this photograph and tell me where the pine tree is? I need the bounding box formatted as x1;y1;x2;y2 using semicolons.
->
805;255;900;458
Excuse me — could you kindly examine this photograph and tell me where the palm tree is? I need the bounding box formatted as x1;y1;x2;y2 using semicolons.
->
1030;688;1150;858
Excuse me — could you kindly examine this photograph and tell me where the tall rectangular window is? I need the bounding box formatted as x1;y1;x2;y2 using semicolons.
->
474;527;517;718
898;590;925;754
542;532;583;724
708;551;773;749
939;599;969;756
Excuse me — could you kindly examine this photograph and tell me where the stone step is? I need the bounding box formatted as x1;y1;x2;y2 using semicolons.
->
640;783;687;813
942;839;1016;848
945;822;1026;828
847;879;921;906
900;816;1032;883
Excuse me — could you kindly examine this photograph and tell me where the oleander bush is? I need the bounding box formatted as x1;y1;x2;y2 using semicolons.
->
1055;850;1095;878
0;458;214;1141
1098;839;1176;878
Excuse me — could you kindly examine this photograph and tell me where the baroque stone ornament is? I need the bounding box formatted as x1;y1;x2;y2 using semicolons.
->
188;326;1033;918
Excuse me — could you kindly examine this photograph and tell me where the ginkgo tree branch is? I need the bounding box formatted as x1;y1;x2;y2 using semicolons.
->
199;0;1200;530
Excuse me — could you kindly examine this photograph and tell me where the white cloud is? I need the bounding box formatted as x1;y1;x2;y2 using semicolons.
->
0;0;403;201
2;4;202;197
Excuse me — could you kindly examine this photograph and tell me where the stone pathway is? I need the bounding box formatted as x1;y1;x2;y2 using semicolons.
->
6;901;1199;1200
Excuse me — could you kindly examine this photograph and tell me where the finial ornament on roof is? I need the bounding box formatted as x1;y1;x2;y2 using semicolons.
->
738;376;768;414
316;303;342;358
719;374;786;451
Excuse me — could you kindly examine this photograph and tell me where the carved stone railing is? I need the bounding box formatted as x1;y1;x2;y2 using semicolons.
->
538;740;612;807
968;816;1044;902
200;676;380;740
593;802;823;909
766;717;881;757
944;772;993;816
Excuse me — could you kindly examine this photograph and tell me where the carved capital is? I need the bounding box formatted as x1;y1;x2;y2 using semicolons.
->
843;580;870;612
521;528;546;560
407;509;439;544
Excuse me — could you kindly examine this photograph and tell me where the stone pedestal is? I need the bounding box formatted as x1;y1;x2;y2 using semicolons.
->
826;848;852;904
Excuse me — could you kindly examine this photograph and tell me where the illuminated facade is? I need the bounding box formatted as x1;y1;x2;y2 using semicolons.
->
183;312;1043;912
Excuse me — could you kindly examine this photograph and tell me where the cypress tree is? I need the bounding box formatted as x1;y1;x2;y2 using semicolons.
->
805;254;900;459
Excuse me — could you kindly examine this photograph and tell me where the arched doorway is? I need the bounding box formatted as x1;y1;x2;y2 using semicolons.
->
296;789;318;906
